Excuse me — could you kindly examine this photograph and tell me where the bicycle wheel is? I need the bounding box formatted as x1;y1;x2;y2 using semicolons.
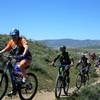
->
55;77;62;98
63;77;69;95
76;74;82;89
84;73;89;85
0;70;8;99
18;73;38;100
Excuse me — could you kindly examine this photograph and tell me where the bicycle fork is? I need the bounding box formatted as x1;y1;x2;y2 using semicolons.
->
0;73;5;86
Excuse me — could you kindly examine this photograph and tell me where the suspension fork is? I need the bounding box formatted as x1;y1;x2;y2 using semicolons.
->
0;65;8;85
63;69;70;83
0;72;6;86
8;66;18;91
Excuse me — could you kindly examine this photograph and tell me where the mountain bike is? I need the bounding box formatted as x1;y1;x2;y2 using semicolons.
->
0;55;38;100
55;65;70;98
76;67;89;89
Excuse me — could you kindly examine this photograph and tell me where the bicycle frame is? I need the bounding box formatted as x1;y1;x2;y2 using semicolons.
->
0;56;21;92
55;64;70;98
0;55;38;100
58;65;70;78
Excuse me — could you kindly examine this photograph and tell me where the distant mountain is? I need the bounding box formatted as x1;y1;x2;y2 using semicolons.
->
40;39;100;48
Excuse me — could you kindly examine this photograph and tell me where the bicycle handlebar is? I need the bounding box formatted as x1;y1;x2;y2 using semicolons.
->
1;54;20;62
54;64;70;67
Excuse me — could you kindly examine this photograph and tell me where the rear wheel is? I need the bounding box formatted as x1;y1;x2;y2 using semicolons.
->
55;77;62;98
18;73;38;100
0;70;8;99
76;74;82;89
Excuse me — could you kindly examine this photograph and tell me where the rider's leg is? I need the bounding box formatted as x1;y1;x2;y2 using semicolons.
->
17;59;31;82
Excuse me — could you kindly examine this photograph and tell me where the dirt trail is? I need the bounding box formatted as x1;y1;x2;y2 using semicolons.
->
3;73;100;100
3;87;77;100
3;92;55;100
34;87;77;100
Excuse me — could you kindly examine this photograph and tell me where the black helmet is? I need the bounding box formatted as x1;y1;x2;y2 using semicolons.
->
60;45;66;50
81;54;86;60
10;28;19;37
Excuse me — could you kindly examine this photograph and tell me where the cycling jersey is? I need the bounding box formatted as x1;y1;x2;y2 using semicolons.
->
80;57;89;67
54;52;71;65
5;37;32;60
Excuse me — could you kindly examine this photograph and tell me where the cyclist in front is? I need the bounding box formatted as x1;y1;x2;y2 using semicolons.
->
76;54;91;74
0;28;32;95
51;45;71;83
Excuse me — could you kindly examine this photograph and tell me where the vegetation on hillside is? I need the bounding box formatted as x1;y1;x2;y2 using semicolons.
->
0;35;99;94
61;83;100;100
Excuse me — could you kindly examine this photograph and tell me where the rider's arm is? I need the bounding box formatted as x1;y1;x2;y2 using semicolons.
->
51;55;60;66
76;60;81;68
66;52;71;65
0;41;12;54
87;60;91;67
54;55;60;63
21;38;29;56
23;44;28;56
87;60;89;64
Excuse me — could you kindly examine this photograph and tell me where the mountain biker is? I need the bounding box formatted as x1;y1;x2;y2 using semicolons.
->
76;54;91;74
96;56;100;68
0;28;32;95
51;45;71;83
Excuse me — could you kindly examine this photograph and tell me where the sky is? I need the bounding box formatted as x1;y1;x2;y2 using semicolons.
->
0;0;100;40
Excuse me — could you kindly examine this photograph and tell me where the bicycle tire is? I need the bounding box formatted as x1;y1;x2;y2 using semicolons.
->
0;70;8;99
76;74;82;89
63;77;69;95
18;72;38;100
55;77;62;98
84;73;89;85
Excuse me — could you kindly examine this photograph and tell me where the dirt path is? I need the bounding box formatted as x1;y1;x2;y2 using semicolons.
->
3;87;77;100
34;87;77;100
3;92;55;100
3;76;100;100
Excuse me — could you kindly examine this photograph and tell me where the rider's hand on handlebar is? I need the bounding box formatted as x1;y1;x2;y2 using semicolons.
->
49;62;55;67
0;53;3;60
15;55;24;60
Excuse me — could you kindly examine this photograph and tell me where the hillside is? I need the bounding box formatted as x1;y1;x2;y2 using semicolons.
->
0;35;58;91
0;35;88;91
40;39;100;48
0;35;99;100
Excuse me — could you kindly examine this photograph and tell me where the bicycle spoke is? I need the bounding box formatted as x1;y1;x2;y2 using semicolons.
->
18;73;38;100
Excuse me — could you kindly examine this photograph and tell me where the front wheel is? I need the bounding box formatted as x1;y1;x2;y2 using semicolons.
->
76;74;82;89
84;73;89;85
55;77;62;98
0;70;8;99
63;77;69;95
18;72;38;100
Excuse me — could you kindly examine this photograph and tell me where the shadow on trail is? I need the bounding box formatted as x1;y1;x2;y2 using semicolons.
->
56;88;79;100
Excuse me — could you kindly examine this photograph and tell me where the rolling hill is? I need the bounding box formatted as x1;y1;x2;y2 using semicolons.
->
40;39;100;48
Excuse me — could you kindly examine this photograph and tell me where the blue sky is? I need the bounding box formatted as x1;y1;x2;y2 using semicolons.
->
0;0;100;40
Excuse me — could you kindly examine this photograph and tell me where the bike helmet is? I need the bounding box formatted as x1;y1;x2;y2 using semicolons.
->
10;28;19;37
60;45;66;50
81;54;87;60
